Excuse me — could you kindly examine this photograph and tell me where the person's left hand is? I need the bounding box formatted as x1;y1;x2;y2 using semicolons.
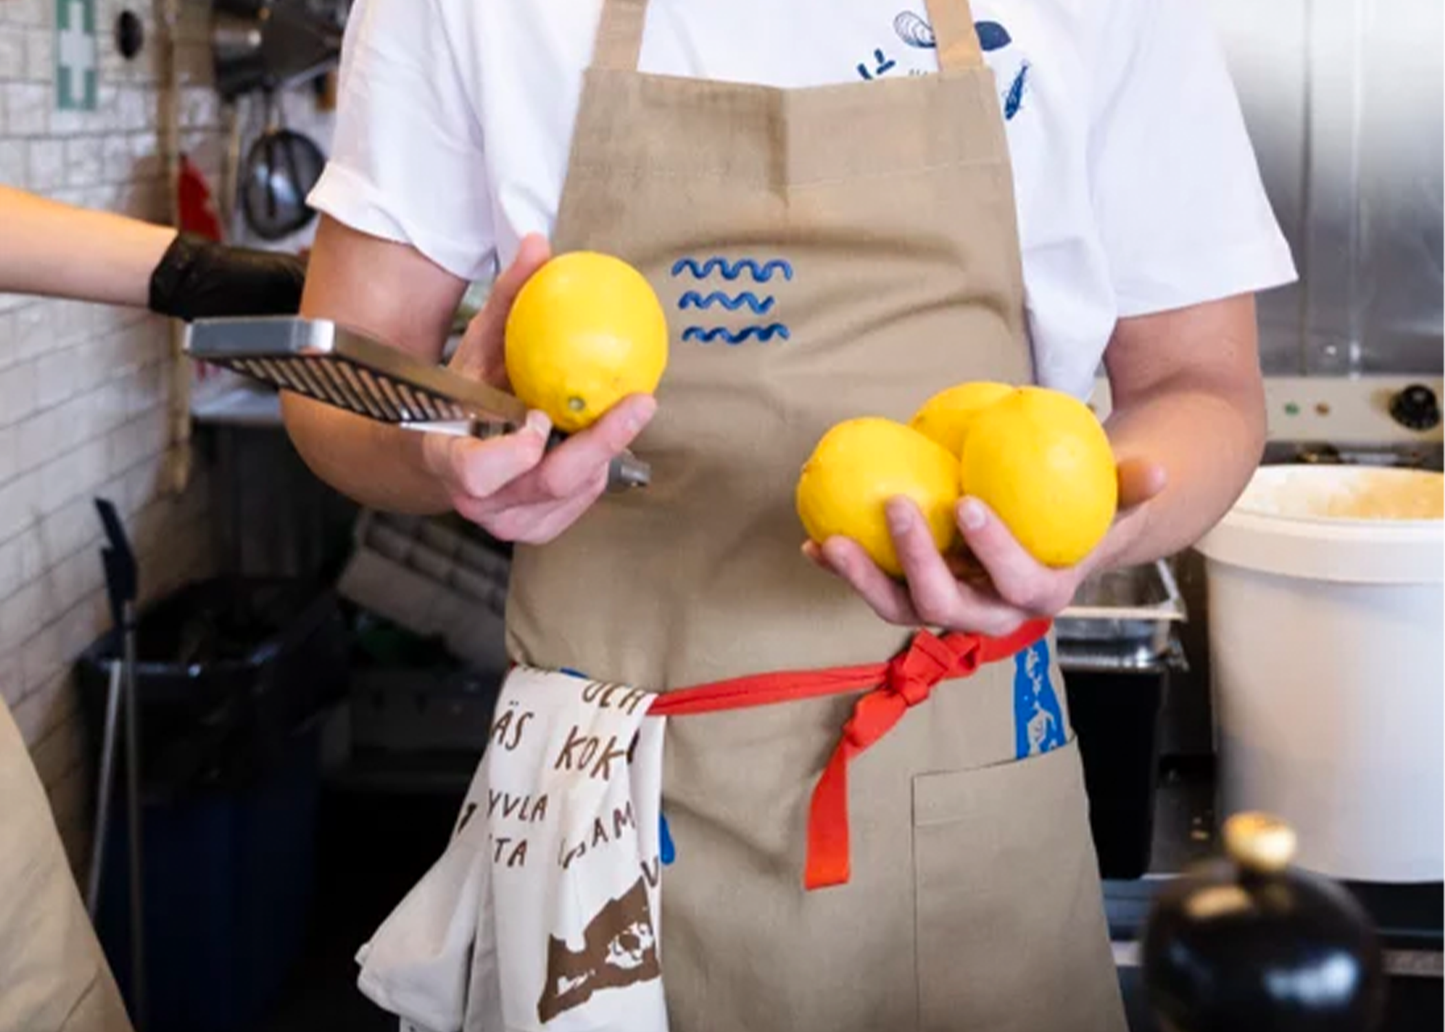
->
804;457;1168;636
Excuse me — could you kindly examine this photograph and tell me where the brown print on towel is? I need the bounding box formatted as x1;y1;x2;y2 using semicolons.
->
536;876;661;1023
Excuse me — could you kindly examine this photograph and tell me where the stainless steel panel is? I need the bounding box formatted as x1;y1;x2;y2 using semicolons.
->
1356;0;1444;373
1207;0;1310;373
1206;0;1443;376
1056;560;1188;672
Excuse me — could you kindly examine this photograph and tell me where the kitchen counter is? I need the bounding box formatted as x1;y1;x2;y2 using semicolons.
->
191;378;284;427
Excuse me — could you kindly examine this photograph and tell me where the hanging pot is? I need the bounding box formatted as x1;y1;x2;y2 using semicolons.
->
212;0;343;102
239;90;325;241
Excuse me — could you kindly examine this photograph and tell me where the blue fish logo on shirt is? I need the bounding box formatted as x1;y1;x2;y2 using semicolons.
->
888;9;1031;120
1013;640;1066;758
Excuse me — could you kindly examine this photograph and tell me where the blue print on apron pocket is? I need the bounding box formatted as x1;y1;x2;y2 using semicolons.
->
659;812;676;865
672;257;793;346
1013;639;1066;758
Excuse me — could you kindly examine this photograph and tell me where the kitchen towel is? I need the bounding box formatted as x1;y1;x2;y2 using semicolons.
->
357;668;668;1032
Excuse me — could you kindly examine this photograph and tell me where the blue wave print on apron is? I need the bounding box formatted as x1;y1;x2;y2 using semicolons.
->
1013;639;1066;758
673;256;793;346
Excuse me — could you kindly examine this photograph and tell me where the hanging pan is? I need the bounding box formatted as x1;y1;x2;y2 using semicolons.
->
239;89;325;241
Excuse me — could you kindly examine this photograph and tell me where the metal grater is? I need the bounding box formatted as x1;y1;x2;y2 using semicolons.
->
184;316;649;490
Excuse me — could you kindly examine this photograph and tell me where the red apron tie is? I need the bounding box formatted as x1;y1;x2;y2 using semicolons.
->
650;619;1050;889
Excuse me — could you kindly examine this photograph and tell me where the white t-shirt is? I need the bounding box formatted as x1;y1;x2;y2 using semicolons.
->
309;0;1297;399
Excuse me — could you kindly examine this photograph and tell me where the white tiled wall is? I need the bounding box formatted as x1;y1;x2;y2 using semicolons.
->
0;0;336;866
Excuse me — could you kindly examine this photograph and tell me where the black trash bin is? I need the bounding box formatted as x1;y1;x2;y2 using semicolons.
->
75;577;348;1032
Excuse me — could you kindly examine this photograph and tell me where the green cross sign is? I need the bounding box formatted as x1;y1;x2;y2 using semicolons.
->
56;0;98;111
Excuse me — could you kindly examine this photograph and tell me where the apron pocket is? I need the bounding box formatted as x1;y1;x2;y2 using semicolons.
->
912;738;1119;1032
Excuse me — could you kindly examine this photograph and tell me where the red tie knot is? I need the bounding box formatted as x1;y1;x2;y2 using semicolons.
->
886;630;968;705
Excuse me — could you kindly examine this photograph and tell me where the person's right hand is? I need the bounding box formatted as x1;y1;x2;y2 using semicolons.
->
420;233;657;544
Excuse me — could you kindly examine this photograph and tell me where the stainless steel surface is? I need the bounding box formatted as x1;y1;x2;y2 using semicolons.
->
1056;635;1187;675
85;660;124;919
190;377;286;427
1057;559;1186;654
187;317;530;426
1264;439;1445;471
1207;0;1444;375
1056;561;1188;673
185;317;651;490
1090;376;1445;447
1206;0;1308;372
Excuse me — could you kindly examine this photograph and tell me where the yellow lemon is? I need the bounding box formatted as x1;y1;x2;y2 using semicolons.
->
504;251;668;433
797;418;961;579
959;387;1118;568
909;381;1014;458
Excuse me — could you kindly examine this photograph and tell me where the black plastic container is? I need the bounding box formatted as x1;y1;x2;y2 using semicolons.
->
1062;664;1168;879
95;725;322;1032
75;577;349;1032
76;577;348;799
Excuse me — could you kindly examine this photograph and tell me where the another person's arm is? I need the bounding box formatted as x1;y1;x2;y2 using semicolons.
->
0;183;306;319
0;184;174;306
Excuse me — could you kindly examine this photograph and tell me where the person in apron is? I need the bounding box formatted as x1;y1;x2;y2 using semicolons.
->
290;0;1295;1027
0;703;131;1032
0;186;305;1032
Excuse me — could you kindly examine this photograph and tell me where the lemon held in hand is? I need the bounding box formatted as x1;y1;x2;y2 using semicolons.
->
504;251;668;433
797;418;961;579
909;381;1014;459
960;387;1117;568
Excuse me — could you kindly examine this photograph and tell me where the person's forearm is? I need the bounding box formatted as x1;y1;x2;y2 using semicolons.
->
0;185;175;306
1098;377;1266;569
281;394;453;513
283;216;466;513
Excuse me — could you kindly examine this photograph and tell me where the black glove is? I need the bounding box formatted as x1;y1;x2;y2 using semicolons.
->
147;231;308;322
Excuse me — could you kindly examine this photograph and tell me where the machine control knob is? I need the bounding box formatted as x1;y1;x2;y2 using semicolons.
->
1389;384;1441;432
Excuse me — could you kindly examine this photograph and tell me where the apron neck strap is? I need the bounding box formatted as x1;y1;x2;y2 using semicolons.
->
592;0;647;72
923;0;985;72
590;0;984;73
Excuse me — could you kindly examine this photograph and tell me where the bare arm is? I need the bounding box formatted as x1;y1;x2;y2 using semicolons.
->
283;216;469;513
284;216;656;535
1094;293;1266;567
0;184;307;321
0;184;175;305
815;293;1266;634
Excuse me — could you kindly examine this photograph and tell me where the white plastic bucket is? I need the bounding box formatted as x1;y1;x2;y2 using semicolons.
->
1196;465;1444;882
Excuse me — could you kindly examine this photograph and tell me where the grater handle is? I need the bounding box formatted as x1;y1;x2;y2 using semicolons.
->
543;427;651;492
607;453;651;491
541;427;650;492
411;422;650;491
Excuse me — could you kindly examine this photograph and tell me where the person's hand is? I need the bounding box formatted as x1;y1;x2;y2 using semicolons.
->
147;231;308;320
804;458;1168;636
421;233;656;544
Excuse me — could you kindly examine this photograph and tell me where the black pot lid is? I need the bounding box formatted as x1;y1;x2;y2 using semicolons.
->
1142;813;1388;1032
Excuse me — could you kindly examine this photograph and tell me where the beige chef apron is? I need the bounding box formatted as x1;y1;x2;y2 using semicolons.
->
506;0;1127;1028
0;700;133;1032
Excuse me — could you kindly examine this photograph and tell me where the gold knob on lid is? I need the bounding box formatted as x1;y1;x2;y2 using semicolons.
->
1223;812;1298;874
